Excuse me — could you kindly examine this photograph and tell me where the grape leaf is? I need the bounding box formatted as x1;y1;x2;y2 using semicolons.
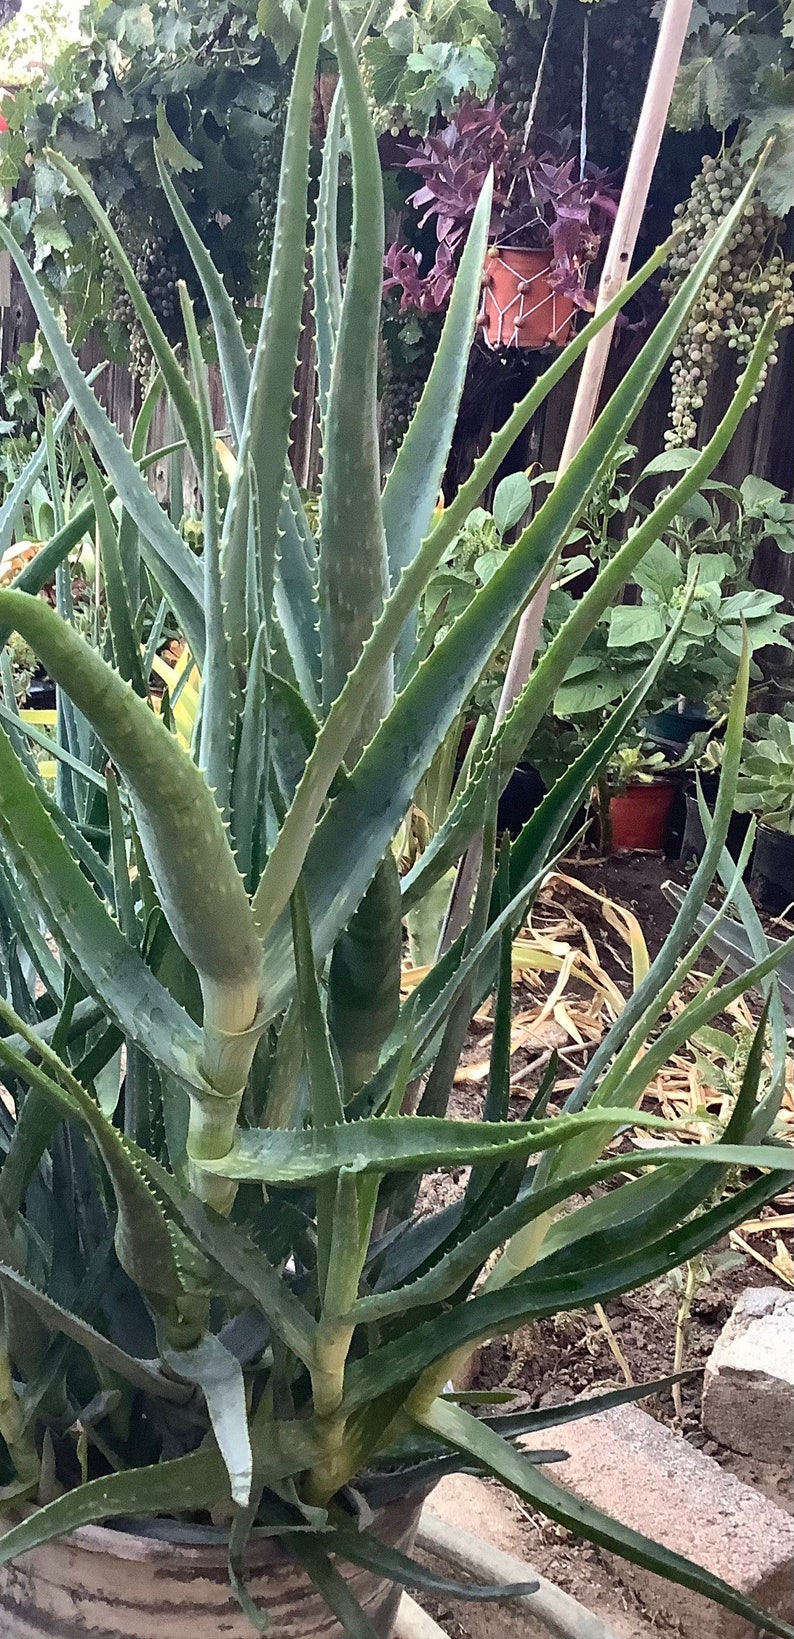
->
741;73;794;215
670;27;759;131
154;104;201;174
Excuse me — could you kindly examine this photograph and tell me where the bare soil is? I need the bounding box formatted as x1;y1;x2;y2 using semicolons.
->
415;847;794;1638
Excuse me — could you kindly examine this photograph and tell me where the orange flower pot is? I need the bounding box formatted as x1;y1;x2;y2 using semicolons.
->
608;781;677;852
481;246;576;349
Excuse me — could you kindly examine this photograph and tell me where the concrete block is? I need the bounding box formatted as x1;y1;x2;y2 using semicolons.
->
517;1402;794;1639
702;1286;794;1463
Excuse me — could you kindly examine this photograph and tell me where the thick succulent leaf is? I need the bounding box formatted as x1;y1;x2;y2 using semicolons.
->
328;855;402;1095
287;1534;381;1639
133;1147;317;1367
45;150;202;466
383;175;493;678
0;224;205;661
345;1171;788;1414
241;0;325;639
0;1447;230;1566
319;3;390;746
250;236;675;950
81;445;147;696
191;1107;794;1187
155;143;250;449
0;590;261;1040
181;290;238;819
160;1332;252;1506
0;395;77;559
417;1401;794;1639
327;1522;538;1601
0;720;205;1087
0;1264;190;1403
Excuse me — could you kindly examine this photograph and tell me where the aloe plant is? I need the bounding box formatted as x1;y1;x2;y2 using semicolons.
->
0;5;792;1634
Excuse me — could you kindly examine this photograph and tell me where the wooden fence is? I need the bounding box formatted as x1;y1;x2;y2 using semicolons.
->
1;255;792;615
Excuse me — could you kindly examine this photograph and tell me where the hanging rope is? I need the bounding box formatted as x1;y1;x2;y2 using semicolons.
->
506;0;560;204
580;9;590;180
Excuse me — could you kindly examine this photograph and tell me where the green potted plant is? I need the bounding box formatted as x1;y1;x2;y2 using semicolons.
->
0;8;791;1638
735;709;794;915
596;739;678;854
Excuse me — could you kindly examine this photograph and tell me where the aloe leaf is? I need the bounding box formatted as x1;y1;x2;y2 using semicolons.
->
0;225;205;660
0;394;77;558
417;1401;794;1639
231;622;269;891
275;480;322;706
155;143;250;449
288;1534;381;1639
249;235;675;948
0;722;205;1086
0;590;261;1052
383;174;493;678
483;1374;695;1439
46;150;202;466
0;1265;191;1404
81;445;147;696
346;1172;788;1415
319;2;391;746
0;1447;230;1567
134;1146;317;1367
313;81;344;428
189;1105;794;1188
180;288;238;820
328;855;402;1096
327;1522;538;1601
241;0;325;637
161;1332;252;1507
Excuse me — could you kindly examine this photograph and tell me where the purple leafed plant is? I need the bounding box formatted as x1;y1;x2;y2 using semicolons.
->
384;99;619;315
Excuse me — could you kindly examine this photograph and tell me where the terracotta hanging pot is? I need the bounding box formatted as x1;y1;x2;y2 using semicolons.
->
0;1490;425;1639
480;246;576;349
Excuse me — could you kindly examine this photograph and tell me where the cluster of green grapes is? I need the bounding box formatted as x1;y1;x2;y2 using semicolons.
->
662;150;794;446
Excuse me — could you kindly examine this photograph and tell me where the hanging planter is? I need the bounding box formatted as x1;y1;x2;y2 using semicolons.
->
480;245;577;349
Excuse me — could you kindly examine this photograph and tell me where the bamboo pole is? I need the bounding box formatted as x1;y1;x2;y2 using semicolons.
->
495;0;694;717
439;0;694;952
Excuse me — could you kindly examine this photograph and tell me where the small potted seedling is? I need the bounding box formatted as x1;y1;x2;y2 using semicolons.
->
598;741;678;853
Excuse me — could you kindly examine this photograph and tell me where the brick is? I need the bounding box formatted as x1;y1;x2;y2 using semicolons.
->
517;1402;794;1639
702;1287;794;1463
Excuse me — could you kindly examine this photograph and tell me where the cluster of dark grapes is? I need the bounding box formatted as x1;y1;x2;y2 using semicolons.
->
498;7;553;139
102;211;187;382
662;150;794;446
599;2;655;139
383;359;427;453
253;98;288;287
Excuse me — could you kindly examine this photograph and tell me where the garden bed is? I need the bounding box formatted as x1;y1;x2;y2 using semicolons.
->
411;846;794;1639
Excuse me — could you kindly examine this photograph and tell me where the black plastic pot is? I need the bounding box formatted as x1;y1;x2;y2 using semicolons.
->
749;824;794;915
679;788;754;872
497;762;546;835
644;705;713;747
24;669;56;711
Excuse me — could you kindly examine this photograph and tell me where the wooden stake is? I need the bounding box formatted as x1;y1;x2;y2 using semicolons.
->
496;0;695;718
